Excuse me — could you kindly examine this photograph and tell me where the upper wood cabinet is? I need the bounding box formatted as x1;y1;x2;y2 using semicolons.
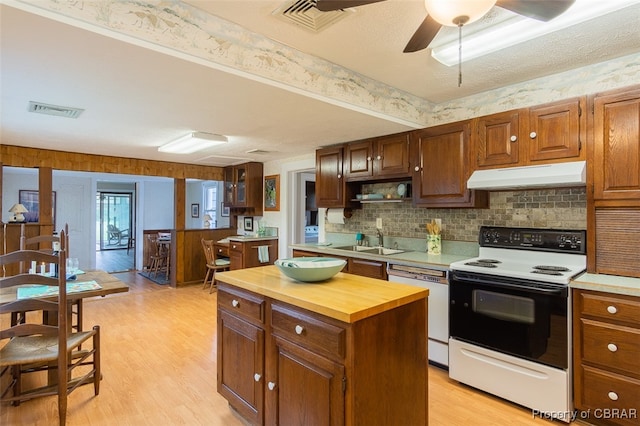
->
345;133;411;181
473;97;586;169
316;146;358;209
411;121;488;208
224;162;264;215
587;85;640;278
591;87;640;201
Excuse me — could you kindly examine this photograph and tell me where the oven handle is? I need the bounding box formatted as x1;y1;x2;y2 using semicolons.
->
451;272;567;296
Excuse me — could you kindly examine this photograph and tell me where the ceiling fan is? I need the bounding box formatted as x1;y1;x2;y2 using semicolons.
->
316;0;576;53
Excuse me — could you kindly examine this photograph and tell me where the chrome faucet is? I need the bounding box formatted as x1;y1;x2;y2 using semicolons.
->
376;228;383;247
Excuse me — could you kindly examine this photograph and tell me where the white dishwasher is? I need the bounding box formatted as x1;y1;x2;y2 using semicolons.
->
387;263;449;367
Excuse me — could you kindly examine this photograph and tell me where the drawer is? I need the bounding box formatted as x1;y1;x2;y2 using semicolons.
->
581;318;640;377
348;258;387;280
215;244;229;257
578;365;640;426
271;303;346;359
579;291;640;327
217;285;265;324
229;242;244;253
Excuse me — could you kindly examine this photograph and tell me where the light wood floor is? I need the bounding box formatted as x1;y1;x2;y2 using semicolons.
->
1;272;573;425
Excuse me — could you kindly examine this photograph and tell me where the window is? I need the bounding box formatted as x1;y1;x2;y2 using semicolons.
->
203;183;218;226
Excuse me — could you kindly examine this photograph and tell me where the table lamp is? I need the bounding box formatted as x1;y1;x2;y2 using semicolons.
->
8;203;28;222
203;214;213;229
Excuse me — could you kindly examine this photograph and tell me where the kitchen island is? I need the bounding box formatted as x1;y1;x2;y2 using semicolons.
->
215;265;429;426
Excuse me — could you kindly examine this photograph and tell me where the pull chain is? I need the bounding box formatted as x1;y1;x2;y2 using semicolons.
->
458;22;463;87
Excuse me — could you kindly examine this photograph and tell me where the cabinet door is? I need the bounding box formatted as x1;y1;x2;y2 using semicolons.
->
373;133;411;178
217;310;265;425
316;146;346;208
592;88;640;200
235;164;248;207
345;140;373;180
224;166;236;207
528;97;585;163
243;240;278;269
268;336;345;426
474;110;522;168
412;121;487;208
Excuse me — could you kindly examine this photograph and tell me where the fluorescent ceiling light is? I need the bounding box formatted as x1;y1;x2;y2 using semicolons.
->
431;0;638;66
158;132;228;154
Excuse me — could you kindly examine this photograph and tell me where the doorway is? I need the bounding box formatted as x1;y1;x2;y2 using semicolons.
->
96;190;135;272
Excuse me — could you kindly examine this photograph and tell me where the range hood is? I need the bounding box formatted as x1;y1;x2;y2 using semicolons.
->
467;161;586;190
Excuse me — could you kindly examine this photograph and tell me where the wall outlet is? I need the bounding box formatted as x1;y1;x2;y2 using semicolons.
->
376;218;382;229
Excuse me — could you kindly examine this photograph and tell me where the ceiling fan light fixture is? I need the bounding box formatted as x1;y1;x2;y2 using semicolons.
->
158;132;228;154
424;0;496;27
430;0;637;67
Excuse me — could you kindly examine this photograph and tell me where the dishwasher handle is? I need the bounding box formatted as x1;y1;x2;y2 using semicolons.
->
387;264;448;284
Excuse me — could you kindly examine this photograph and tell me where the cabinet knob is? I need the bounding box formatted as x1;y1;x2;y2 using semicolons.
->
367;156;372;161
232;299;239;308
376;155;382;160
254;373;261;382
607;343;618;352
295;325;304;335
529;132;537;139
607;305;617;314
268;382;276;391
510;135;517;142
337;174;342;179
414;166;420;172
608;391;619;401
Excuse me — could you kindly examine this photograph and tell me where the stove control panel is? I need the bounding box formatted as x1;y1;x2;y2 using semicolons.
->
479;226;586;254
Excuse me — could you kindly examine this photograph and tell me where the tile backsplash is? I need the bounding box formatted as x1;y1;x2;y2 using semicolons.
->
326;185;587;243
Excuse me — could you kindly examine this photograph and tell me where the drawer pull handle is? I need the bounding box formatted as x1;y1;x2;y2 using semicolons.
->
268;382;276;391
254;373;261;382
607;305;617;314
608;391;619;401
232;299;239;308
607;343;618;352
295;325;304;335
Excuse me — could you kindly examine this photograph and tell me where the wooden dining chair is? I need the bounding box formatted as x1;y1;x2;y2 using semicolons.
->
146;234;169;279
17;223;82;333
201;238;230;293
0;234;101;425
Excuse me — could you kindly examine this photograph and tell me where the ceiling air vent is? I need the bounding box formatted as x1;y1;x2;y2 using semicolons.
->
28;101;84;119
273;0;353;33
246;149;272;155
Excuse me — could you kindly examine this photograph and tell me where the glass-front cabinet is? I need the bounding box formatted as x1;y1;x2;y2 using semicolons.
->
223;162;263;215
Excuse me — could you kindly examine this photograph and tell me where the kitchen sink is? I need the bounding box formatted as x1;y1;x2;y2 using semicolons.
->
334;246;404;256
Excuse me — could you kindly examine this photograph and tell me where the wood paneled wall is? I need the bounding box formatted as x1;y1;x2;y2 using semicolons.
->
2;145;234;287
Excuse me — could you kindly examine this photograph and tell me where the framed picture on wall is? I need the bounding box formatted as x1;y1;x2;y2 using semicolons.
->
191;203;200;218
221;202;229;217
19;190;56;228
264;174;280;211
244;216;253;232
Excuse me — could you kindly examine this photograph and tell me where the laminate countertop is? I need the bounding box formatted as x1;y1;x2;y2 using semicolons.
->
571;273;640;297
215;265;428;323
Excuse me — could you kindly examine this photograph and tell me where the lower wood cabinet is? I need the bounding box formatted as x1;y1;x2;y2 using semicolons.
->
229;239;278;270
573;289;640;426
217;282;428;425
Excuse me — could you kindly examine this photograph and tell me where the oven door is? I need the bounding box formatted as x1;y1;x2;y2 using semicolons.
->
449;271;568;369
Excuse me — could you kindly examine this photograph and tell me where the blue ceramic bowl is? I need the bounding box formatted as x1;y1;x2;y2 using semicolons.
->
275;257;347;282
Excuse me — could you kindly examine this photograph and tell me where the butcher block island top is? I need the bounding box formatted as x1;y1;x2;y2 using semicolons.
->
214;265;428;323
215;265;430;426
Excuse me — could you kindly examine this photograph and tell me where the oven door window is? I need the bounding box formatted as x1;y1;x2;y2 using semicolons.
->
473;290;535;324
450;278;567;369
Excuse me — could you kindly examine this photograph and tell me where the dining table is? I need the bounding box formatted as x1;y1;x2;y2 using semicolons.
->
0;269;129;385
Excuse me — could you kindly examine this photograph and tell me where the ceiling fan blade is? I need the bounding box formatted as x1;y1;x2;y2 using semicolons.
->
496;0;575;22
403;14;441;53
315;0;386;12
